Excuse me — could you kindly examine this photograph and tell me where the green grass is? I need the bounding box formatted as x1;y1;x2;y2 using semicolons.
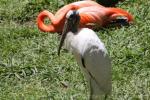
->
0;0;150;99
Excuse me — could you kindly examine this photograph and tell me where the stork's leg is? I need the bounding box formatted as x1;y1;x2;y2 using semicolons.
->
104;94;108;100
89;78;93;100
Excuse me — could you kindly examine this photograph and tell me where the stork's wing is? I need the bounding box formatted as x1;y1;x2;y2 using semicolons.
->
83;46;111;95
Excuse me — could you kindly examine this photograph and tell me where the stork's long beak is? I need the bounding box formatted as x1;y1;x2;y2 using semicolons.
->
57;20;69;56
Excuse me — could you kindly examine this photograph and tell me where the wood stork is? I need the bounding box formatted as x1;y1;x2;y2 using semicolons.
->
58;10;111;100
37;1;133;33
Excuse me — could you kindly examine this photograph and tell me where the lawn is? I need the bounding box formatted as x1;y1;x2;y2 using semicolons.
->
0;0;150;99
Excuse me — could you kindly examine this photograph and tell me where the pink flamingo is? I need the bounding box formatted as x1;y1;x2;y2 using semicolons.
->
37;1;133;33
37;1;102;33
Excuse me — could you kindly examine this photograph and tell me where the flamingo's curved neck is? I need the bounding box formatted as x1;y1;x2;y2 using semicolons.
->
37;10;56;32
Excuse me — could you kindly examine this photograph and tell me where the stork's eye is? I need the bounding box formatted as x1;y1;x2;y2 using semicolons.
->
69;14;75;19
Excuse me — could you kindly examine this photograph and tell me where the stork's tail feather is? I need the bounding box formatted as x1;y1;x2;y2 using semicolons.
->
89;77;111;100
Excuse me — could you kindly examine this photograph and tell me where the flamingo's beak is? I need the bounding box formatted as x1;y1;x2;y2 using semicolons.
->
110;16;131;26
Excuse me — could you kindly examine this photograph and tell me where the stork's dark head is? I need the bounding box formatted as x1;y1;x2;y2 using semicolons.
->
58;10;80;56
65;10;80;33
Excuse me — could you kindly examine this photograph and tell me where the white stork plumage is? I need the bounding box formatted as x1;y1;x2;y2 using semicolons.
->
58;10;111;100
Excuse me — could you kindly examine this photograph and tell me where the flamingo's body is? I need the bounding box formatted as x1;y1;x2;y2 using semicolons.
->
58;10;111;100
37;1;133;33
78;6;133;28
